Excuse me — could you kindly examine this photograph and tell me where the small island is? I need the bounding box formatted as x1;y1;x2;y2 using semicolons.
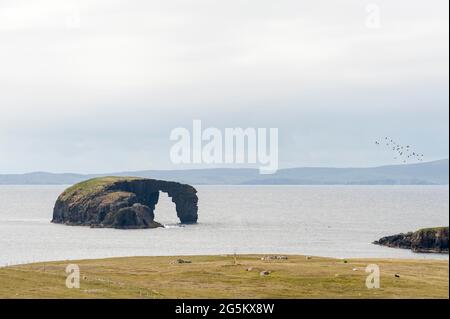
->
52;177;198;229
374;227;449;253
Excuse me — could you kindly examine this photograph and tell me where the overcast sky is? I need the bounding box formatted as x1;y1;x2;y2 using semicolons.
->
0;0;448;173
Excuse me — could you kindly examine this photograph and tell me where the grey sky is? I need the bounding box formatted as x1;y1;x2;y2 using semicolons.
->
0;0;448;173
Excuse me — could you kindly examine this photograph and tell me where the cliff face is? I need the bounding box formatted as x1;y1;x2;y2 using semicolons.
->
52;177;198;229
374;227;449;253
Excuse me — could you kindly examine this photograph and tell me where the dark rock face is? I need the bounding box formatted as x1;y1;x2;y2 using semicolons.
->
374;233;413;250
52;177;198;229
374;227;449;253
102;203;159;229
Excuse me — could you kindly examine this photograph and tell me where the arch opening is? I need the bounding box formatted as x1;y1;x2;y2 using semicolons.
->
153;191;179;225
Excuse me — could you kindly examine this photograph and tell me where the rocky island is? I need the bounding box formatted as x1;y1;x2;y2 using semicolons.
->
52;177;198;229
374;227;449;253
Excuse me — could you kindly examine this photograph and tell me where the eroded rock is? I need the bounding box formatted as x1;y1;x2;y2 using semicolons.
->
52;177;198;229
374;227;449;253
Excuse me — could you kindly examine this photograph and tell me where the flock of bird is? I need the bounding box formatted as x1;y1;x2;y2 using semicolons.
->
375;137;424;163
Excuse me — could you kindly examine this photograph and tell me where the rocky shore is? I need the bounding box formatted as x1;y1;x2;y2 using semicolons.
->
374;227;449;253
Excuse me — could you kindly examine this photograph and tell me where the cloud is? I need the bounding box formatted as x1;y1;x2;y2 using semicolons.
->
0;0;448;172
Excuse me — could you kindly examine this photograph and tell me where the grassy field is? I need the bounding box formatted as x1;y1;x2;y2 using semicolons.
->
0;255;448;298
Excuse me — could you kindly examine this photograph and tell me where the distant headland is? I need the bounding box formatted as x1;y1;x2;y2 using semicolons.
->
0;159;448;186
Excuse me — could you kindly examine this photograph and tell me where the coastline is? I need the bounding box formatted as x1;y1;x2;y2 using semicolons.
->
0;254;448;299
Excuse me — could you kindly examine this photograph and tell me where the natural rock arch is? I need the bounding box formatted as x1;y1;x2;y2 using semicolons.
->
109;178;199;224
52;177;198;228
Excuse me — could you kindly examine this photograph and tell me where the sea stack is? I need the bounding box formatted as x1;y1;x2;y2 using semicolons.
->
52;177;198;229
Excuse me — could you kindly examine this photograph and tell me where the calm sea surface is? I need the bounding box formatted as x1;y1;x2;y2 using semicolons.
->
0;185;448;266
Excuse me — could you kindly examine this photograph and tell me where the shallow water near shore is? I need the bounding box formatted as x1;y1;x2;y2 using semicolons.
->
0;185;448;266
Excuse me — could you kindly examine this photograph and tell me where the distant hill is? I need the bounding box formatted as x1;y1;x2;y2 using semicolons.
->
0;159;448;185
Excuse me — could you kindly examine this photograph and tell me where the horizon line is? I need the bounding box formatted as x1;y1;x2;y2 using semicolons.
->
2;158;448;176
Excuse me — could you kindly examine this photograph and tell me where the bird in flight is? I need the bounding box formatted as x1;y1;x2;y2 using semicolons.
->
374;137;424;164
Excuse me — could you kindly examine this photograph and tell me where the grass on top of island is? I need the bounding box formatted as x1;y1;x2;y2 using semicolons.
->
59;176;142;200
0;255;448;299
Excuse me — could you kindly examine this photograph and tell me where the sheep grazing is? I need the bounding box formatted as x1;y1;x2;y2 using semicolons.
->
261;255;288;261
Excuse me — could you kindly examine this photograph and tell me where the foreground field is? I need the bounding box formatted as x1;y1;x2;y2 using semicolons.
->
0;255;448;298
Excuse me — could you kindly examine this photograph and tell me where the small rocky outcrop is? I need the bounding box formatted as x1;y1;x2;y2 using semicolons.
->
374;227;449;253
52;177;198;229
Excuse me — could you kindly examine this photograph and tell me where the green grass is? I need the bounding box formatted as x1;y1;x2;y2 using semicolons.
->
0;255;447;299
417;226;448;232
60;176;142;200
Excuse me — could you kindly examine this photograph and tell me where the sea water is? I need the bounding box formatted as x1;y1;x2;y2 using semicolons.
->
0;185;448;266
